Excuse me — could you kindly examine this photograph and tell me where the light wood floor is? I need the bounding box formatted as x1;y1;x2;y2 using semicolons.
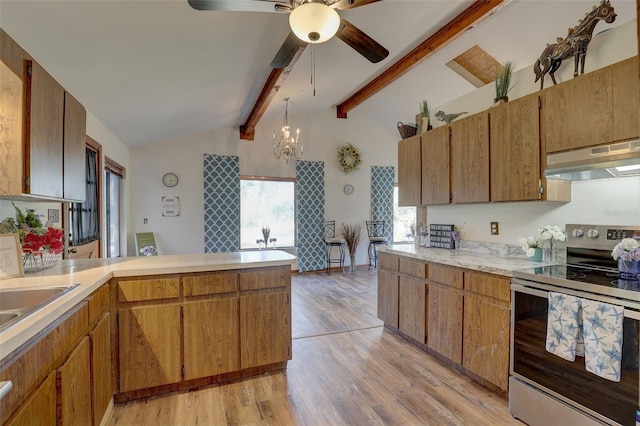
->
108;269;523;425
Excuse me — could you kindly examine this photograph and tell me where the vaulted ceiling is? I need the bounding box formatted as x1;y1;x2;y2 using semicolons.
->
0;0;636;146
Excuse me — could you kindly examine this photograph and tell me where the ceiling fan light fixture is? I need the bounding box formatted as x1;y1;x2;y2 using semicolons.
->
289;2;340;44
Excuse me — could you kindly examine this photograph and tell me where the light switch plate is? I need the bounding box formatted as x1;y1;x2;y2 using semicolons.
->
491;221;499;235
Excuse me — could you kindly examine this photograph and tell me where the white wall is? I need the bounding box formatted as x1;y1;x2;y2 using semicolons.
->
128;107;397;266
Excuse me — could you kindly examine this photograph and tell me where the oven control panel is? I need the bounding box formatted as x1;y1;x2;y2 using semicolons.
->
566;224;640;250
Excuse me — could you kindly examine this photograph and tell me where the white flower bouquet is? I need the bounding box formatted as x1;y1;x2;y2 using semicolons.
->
518;236;541;258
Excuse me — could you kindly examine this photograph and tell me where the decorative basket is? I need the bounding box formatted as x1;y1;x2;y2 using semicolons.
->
397;122;417;139
23;250;62;274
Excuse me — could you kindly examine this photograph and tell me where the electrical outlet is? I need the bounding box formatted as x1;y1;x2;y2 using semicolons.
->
491;221;499;235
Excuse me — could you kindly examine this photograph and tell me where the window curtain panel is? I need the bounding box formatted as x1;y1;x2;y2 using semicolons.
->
203;154;240;253
296;160;325;272
371;166;395;244
70;147;99;245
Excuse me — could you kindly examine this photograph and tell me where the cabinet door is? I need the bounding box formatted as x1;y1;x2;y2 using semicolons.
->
463;295;510;390
5;372;56;426
450;113;489;203
542;66;613;153
421;125;450;205
25;60;64;198
90;313;111;426
63;91;86;201
398;134;421;206
428;283;463;364
183;297;239;380
118;304;181;392
58;336;92;425
240;291;291;369
612;56;639;142
0;60;23;196
377;269;399;328
399;276;427;343
490;94;541;202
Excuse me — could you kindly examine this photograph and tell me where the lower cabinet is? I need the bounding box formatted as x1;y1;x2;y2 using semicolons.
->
118;304;182;392
463;272;511;391
427;282;463;364
377;269;399;328
58;336;92;425
5;372;56;426
90;313;112;426
183;298;239;380
398;276;427;343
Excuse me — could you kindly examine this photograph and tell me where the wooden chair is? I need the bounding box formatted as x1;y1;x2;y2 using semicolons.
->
324;221;346;274
366;220;388;269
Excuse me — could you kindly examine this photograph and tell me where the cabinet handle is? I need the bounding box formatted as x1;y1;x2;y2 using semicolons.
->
0;381;12;401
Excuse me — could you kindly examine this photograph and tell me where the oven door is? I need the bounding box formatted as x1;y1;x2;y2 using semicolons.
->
511;279;640;426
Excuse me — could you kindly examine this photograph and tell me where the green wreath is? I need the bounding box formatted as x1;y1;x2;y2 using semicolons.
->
338;143;362;174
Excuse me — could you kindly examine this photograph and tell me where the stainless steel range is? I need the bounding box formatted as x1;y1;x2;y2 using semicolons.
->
510;224;640;426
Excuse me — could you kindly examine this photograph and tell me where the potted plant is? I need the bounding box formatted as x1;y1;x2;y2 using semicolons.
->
418;100;432;133
494;61;514;105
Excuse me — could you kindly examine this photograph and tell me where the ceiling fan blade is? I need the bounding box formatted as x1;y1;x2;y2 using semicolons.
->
270;32;307;68
330;0;381;11
335;18;388;63
187;0;289;12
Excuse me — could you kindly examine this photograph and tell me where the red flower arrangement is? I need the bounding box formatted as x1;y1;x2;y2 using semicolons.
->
22;227;64;255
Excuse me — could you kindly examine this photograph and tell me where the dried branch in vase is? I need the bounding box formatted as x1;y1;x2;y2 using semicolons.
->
339;223;362;261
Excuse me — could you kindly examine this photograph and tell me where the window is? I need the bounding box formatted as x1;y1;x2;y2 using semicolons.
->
240;177;295;249
393;186;416;243
69;141;100;247
105;157;125;258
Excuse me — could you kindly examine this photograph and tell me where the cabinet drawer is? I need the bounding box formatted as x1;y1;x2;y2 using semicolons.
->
464;271;510;302
399;258;427;279
184;272;238;297
378;252;398;271
86;283;110;326
428;264;463;288
240;266;290;292
117;277;180;302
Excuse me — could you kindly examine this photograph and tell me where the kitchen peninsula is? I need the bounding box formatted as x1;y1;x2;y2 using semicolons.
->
376;244;552;393
0;250;296;425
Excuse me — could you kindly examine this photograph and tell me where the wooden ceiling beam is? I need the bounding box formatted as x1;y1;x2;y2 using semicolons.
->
239;45;306;140
336;0;507;119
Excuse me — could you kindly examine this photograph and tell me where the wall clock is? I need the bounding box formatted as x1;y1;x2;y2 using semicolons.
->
162;172;179;187
344;184;354;196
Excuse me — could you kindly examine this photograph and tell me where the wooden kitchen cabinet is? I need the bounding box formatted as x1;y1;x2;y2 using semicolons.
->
463;271;511;391
239;266;291;369
399;276;427;343
427;265;463;365
490;93;541;202
90;313;111;426
398;134;422;206
183;298;239;379
421;125;450;205
541;63;613;153
377;252;399;328
450;112;490;204
57;336;92;425
5;372;56;426
612;56;639;142
63;91;87;201
118;304;182;392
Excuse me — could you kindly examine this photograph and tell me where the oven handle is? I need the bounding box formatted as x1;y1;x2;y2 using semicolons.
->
511;281;640;321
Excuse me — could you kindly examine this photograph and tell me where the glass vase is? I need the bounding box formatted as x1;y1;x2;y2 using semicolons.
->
618;259;640;280
529;248;543;262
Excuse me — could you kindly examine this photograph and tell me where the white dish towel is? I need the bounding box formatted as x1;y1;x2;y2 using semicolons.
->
582;299;624;382
546;292;583;361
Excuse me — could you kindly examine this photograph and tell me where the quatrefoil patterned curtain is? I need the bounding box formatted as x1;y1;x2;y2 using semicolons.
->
203;154;240;253
371;166;395;245
296;160;325;272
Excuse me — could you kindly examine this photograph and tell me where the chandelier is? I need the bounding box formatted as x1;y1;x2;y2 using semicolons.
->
273;98;303;163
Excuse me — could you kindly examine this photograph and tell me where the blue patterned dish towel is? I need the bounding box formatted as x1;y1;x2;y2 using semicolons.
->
546;292;583;361
546;292;624;382
582;299;624;382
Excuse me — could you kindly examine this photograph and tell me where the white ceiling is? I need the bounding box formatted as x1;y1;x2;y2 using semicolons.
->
0;0;636;146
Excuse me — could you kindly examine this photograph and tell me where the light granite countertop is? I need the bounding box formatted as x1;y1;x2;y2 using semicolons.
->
378;244;559;277
0;251;296;359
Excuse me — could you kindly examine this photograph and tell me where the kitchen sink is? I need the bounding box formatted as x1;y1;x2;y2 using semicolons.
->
0;285;79;332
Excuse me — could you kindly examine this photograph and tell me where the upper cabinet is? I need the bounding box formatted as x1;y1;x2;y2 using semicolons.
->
490;93;541;202
0;28;86;201
541;56;638;153
397;134;421;206
450;112;490;204
421;125;450;205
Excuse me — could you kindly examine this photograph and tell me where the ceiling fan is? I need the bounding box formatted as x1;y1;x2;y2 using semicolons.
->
187;0;389;68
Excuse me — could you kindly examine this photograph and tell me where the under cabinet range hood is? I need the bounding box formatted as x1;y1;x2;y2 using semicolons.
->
544;140;640;180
